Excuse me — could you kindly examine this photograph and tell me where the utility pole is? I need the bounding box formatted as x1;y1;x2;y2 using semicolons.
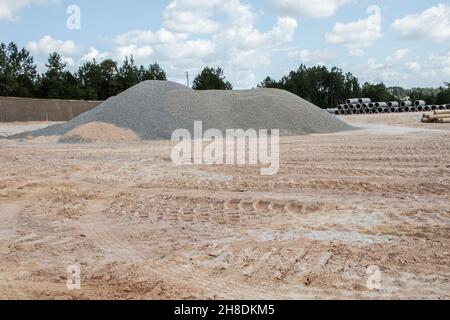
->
185;72;190;87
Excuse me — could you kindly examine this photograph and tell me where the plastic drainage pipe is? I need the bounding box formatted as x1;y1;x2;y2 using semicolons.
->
387;101;399;108
368;103;375;108
417;106;424;112
431;105;438;111
439;105;446;110
424;106;432;111
415;100;426;107
401;101;412;107
358;98;371;104
347;99;359;104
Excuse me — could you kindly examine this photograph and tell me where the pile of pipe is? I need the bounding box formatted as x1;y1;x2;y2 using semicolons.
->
326;98;450;116
422;110;450;124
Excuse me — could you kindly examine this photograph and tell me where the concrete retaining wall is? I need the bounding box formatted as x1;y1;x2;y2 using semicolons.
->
0;96;102;122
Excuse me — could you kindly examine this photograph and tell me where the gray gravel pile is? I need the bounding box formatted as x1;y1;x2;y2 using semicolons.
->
20;80;353;141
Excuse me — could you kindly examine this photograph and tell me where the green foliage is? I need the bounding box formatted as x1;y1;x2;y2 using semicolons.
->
0;42;37;97
259;76;280;89
139;62;167;81
259;64;450;108
406;87;441;105
387;86;408;99
37;52;68;99
0;42;171;101
259;64;361;108
192;67;233;90
436;83;450;105
361;83;397;102
0;41;449;106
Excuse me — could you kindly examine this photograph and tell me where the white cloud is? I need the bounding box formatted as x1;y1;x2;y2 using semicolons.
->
385;49;410;66
392;4;450;42
326;5;382;54
81;47;110;62
115;45;154;61
27;35;79;56
61;56;75;67
271;0;351;18
156;39;215;60
357;49;450;86
288;48;336;65
429;51;450;76
111;0;298;88
349;49;365;58
115;28;188;46
357;49;411;83
0;0;58;21
163;0;220;34
405;62;421;73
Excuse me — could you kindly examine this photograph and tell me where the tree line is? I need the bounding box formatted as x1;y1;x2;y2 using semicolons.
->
0;42;167;101
1;41;449;108
258;65;450;108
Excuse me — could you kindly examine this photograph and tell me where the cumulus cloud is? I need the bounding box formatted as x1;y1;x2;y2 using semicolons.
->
326;5;383;55
271;0;351;18
288;48;336;65
0;0;58;21
429;51;450;76
115;28;188;46
357;49;411;83
357;49;450;86
111;0;298;88
81;47;111;62
405;62;421;73
115;45;154;61
163;0;220;34
392;4;450;42
27;35;79;56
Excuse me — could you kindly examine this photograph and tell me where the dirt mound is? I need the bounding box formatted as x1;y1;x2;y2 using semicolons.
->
19;80;353;142
59;122;140;143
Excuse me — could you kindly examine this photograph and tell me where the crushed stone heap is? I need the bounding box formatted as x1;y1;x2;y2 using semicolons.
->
20;80;353;142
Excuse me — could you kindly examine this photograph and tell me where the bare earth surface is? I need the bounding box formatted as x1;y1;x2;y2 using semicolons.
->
339;112;450;131
0;114;449;300
0;122;62;137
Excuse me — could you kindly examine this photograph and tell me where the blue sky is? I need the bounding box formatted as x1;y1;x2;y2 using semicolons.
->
1;0;449;89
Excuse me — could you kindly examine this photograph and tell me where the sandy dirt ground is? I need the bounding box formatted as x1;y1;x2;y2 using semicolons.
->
0;122;62;137
0;114;449;300
339;112;450;131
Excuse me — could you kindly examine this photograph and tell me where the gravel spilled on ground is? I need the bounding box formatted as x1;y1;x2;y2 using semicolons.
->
18;80;353;142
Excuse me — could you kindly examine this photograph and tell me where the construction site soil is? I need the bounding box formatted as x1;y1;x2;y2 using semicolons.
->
0;113;449;300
